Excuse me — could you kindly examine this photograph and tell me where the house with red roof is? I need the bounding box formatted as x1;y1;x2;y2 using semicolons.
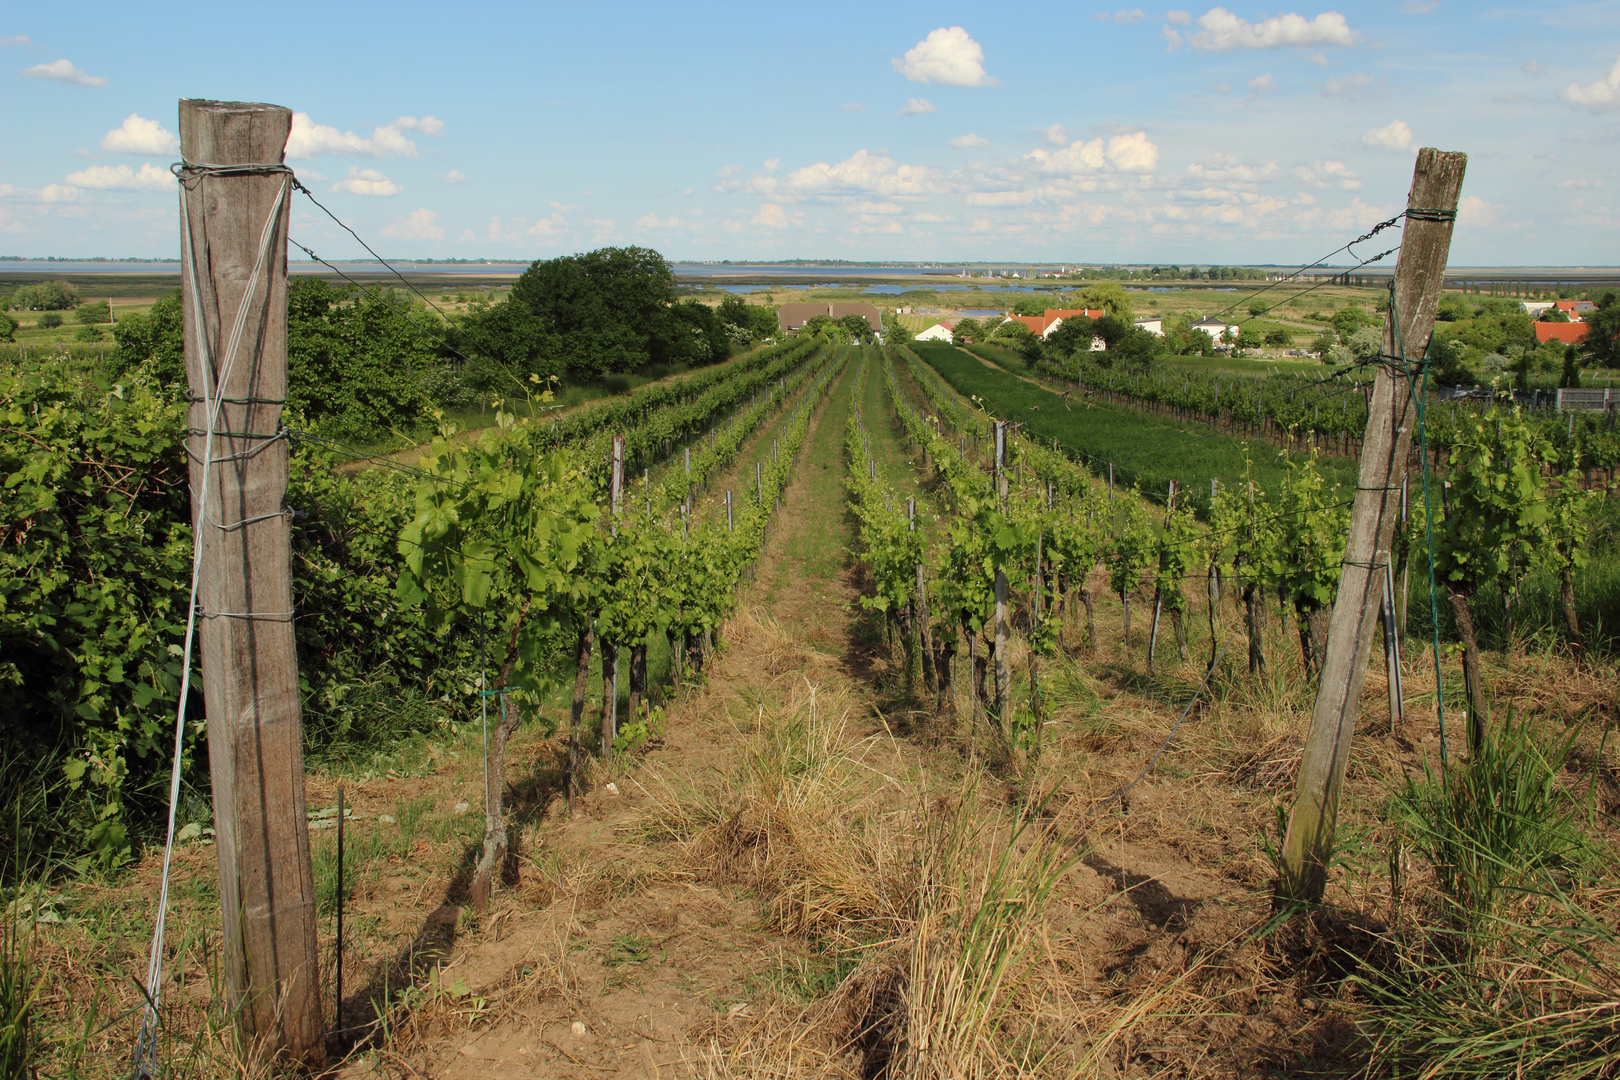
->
1535;321;1588;345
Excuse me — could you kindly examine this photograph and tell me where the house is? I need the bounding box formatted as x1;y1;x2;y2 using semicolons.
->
1005;308;1107;338
1192;317;1240;345
1555;300;1596;319
1521;301;1556;318
1134;317;1164;336
776;302;883;335
1535;321;1588;345
914;321;957;342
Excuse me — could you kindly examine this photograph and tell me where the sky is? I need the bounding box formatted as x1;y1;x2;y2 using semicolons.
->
3;2;1619;266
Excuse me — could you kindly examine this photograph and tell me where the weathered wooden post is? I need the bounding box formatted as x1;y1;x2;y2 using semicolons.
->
178;98;323;1068
992;421;1010;721
1278;148;1465;903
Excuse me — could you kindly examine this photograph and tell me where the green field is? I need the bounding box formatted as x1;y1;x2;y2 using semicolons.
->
912;340;1356;509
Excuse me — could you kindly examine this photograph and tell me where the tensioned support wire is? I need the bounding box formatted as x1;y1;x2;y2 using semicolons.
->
132;161;291;1078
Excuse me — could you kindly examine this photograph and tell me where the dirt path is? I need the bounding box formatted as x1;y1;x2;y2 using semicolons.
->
375;356;932;1079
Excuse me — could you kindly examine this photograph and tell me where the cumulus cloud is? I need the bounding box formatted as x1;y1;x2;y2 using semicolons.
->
752;203;790;228
1187;7;1357;52
1293;159;1361;190
437;169;468;184
1247;72;1274;92
1323;72;1373;95
1456;194;1502;227
900;97;937;115
40;184;79;203
1025;131;1159;175
1560;54;1620;110
380;208;443;240
1044;122;1068;145
635;212;684;229
22;58;106;87
1;35;32;46
1186;153;1278;182
892;26;996;87
1360;119;1413;151
1166;10;1192;24
770;149;943;198
1556;177;1604;189
764;158;781;172
62;162;170;191
392;115;444;136
331;167;402;196
950;133;989;148
100;114;178;155
1098;9;1145;23
287;113;422;159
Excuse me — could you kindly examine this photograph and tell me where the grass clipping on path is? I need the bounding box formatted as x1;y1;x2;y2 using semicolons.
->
641;613;1203;1078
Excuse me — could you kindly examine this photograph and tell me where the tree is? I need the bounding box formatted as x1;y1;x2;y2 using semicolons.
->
1331;305;1379;340
1010;295;1048;317
803;314;847;342
507;246;678;378
952;317;983;345
1265;328;1291;347
839;313;876;343
0;312;15;343
1561;345;1581;388
108;292;185;386
1069;282;1133;320
669;299;731;364
7;280;79;311
39;313;63;329
1539;307;1570;323
882;312;914;346
75;300;111;325
1045;316;1097;357
716;293;778;343
992;318;1034;343
1583;291;1620;368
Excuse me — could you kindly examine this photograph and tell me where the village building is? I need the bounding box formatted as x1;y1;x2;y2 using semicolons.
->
1534;321;1589;345
775;302;883;335
913;321;957;342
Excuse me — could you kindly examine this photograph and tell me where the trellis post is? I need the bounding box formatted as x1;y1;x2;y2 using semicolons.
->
1278;148;1465;903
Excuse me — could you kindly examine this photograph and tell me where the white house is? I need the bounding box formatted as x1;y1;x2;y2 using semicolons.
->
914;321;957;342
1134;317;1164;336
1191;317;1239;345
1520;301;1555;318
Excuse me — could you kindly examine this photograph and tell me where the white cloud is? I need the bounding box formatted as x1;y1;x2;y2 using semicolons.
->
380;208;443;240
635;212;684;229
764;158;781;172
287;113;419;159
1044;122;1067;145
1560;54;1620;111
950;133;989;148
752;203;790;228
392;115;445;136
1305;51;1330;66
1556;177;1604;189
1102;9;1145;23
62;162;170;191
331;167;402;196
1324;72;1373;95
437;169;468;184
900;97;937;115
40;184;79;203
1186;153;1278;182
774;149;943;197
100;114;178;155
1522;59;1544;76
528;213;567;237
1247;72;1274;92
1212;81;1233;93
1293;159;1362;189
22;58;106;87
846;200;906;215
1025;131;1159;175
893;26;996;87
1456;194;1502;227
1188;7;1358;51
841;102;865;111
2;35;32;46
1360;119;1413;151
716;164;742;178
1166;10;1192;25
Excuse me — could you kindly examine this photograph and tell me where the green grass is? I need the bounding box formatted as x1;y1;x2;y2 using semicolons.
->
912;341;1355;509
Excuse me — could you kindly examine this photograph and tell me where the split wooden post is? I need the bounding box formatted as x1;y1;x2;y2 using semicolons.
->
178;98;323;1069
1278;147;1465;904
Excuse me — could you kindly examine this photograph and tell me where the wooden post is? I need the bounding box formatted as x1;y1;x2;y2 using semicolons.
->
604;436;623;756
1278;148;1465;903
178;98;323;1068
992;422;1010;722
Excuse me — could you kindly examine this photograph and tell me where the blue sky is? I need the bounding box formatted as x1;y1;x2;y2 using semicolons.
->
3;2;1619;265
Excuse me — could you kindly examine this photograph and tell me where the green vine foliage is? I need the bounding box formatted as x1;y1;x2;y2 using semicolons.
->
1264;450;1350;618
1107;491;1157;604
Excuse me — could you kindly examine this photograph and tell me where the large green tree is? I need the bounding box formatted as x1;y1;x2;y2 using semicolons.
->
1583;291;1620;368
507;246;682;378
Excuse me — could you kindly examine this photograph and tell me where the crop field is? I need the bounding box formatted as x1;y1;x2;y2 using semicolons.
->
6;270;1620;1079
911;339;1359;507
